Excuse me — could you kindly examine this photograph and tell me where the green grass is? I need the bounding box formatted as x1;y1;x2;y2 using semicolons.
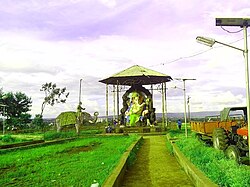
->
0;135;139;187
168;130;250;187
0;134;43;145
0;129;103;145
43;129;103;140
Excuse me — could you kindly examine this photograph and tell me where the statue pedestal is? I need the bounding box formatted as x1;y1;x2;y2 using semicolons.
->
114;126;163;134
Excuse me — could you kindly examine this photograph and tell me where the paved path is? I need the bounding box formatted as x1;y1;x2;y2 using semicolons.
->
121;135;194;187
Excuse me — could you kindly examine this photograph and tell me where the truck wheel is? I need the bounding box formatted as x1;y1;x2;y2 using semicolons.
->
212;128;228;150
225;145;240;163
195;133;201;139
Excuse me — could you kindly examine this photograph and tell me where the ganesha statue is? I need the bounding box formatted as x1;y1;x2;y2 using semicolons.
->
120;85;156;127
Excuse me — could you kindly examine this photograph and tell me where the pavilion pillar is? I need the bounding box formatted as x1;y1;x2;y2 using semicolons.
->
113;85;116;121
106;84;108;123
116;81;119;121
151;84;154;105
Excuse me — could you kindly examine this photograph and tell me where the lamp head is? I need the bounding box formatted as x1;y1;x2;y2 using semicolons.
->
196;36;216;47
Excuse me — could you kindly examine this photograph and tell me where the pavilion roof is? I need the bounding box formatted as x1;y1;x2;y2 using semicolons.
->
99;65;172;85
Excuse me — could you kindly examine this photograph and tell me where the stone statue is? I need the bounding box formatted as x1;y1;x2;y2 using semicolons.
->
55;110;99;134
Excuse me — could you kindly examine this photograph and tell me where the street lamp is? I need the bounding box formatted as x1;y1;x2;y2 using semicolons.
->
196;36;244;52
196;17;250;162
79;79;83;104
174;78;196;137
187;96;191;122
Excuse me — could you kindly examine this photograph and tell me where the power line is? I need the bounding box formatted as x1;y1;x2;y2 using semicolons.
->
150;34;250;68
220;26;243;34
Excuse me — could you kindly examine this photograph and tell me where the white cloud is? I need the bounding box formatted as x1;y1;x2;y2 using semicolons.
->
0;0;249;118
99;0;117;8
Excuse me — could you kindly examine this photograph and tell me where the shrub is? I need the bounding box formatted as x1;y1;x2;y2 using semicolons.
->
1;134;15;142
44;131;77;140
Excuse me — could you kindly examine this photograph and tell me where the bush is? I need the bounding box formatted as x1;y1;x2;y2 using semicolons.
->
1;134;15;142
44;131;77;140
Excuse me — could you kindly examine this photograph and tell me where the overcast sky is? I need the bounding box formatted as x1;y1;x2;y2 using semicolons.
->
0;0;250;118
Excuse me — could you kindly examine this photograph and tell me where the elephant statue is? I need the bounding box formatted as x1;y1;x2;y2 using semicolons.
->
55;111;99;134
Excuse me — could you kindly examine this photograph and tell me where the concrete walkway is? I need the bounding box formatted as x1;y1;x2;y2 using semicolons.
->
121;135;194;187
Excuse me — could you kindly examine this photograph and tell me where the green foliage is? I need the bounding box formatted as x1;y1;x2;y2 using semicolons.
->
0;135;139;186
0;134;15;143
8;113;32;128
40;82;69;116
31;114;44;129
0;134;39;145
44;130;103;141
0;91;32;128
168;131;250;187
44;131;77;140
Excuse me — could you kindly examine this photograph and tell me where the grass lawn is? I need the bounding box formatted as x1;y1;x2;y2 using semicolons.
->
0;134;139;186
0;134;44;145
167;129;250;187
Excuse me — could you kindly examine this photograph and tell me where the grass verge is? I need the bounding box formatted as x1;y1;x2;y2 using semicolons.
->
168;129;250;187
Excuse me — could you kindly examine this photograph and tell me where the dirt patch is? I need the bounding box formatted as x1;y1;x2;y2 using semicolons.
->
0;166;16;175
63;142;101;154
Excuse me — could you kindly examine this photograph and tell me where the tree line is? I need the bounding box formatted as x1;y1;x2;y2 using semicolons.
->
0;82;69;130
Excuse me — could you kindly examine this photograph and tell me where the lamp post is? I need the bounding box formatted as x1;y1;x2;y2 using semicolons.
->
196;17;250;161
182;79;196;137
187;96;191;122
79;79;83;104
174;78;196;137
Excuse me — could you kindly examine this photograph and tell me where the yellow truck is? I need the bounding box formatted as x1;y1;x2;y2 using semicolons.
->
191;107;248;163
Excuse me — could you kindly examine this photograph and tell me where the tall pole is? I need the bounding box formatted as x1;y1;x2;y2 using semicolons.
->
79;79;82;104
187;96;191;122
183;80;188;137
180;78;196;137
3;106;5;135
162;83;165;128
164;82;168;127
243;25;250;162
1;105;6;135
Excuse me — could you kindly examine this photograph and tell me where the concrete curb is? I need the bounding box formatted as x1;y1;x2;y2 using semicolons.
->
167;135;218;187
102;136;143;187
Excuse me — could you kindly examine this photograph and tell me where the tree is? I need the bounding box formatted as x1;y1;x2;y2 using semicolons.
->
31;114;44;129
40;82;69;116
0;90;32;128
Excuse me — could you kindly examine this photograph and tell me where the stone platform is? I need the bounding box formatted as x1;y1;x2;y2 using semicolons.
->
115;126;164;134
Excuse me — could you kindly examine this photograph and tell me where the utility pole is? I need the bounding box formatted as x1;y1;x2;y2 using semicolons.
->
79;79;82;104
187;96;191;122
183;79;196;137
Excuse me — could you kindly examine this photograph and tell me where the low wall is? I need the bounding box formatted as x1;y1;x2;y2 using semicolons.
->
168;135;218;187
102;136;142;187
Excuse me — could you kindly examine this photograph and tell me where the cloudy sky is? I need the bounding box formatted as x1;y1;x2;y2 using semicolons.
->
0;0;250;118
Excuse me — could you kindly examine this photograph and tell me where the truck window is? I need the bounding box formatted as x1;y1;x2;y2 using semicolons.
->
228;110;244;121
